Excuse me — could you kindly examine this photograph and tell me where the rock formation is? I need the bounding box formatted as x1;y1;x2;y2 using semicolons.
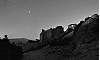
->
68;14;99;60
40;26;64;46
22;14;99;60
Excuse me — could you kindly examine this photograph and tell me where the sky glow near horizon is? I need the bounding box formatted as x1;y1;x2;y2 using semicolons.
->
0;0;99;40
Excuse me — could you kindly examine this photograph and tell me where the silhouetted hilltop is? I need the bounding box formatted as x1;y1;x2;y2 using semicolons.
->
0;35;23;60
21;14;99;60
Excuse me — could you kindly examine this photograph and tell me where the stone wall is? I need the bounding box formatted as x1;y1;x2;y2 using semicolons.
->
40;28;52;46
40;26;64;46
52;26;64;38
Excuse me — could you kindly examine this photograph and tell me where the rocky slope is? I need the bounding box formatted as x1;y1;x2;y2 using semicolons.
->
21;14;99;60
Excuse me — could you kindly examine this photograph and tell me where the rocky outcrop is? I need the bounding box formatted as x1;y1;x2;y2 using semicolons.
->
62;31;74;40
40;26;64;46
68;14;99;60
22;14;99;60
71;14;99;46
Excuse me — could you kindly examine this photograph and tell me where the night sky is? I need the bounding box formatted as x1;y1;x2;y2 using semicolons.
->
0;0;99;40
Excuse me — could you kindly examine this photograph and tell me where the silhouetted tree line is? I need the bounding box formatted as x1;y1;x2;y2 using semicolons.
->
0;35;23;60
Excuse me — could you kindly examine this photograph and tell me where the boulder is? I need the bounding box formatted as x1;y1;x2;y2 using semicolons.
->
73;14;99;45
68;14;99;52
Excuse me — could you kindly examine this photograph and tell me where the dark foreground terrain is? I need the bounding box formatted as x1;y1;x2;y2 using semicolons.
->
21;14;99;60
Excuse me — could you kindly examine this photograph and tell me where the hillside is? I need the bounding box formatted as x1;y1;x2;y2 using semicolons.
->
9;38;31;43
17;41;40;52
21;14;99;60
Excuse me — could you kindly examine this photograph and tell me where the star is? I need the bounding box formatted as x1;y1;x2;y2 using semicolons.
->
28;11;31;13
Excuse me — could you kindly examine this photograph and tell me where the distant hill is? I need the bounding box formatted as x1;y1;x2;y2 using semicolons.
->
9;38;35;43
9;38;40;52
